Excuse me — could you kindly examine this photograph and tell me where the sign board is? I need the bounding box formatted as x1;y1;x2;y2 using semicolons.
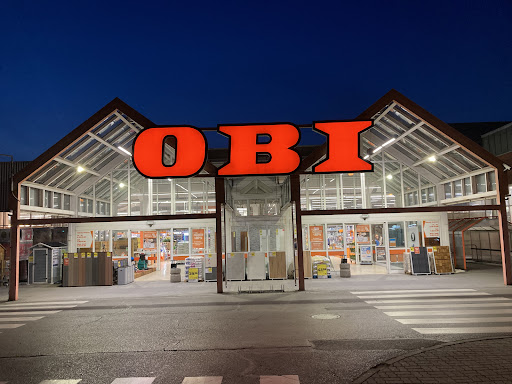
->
423;221;440;238
188;268;199;282
309;225;324;250
142;231;157;249
133;121;373;178
356;224;370;244
76;231;93;248
389;238;396;247
360;245;373;264
192;229;205;251
317;264;327;276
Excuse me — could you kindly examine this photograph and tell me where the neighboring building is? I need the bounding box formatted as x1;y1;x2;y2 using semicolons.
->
4;90;512;301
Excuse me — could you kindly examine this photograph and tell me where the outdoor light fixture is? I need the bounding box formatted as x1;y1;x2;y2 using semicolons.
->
77;166;85;173
119;182;125;188
118;146;132;156
428;155;437;162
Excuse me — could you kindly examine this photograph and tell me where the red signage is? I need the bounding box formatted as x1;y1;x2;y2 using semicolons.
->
133;121;372;178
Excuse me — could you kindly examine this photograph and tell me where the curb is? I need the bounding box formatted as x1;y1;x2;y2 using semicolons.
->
352;335;512;383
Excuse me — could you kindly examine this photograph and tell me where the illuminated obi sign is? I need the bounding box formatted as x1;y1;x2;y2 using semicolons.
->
132;121;373;177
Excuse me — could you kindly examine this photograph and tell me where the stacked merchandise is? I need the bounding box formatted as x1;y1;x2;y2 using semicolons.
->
185;256;204;282
433;246;454;274
312;256;331;279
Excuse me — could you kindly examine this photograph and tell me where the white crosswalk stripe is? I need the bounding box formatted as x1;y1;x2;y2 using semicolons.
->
0;324;24;329
0;311;61;316
365;297;511;304
260;375;300;383
0;301;88;334
39;381;82;384
352;288;477;294
354;288;512;335
0;305;78;311
182;377;223;384
413;326;512;334
0;316;44;322
111;378;156;384
2;301;88;307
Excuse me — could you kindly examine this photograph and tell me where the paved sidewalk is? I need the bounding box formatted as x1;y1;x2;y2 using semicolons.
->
354;336;512;383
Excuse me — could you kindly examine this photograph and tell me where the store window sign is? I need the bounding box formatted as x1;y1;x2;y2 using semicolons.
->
76;231;93;248
132;121;373;178
423;221;440;238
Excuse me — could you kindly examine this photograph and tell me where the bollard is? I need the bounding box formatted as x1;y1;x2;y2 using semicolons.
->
340;259;351;278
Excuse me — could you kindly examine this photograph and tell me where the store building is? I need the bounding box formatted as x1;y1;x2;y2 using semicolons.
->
6;89;512;300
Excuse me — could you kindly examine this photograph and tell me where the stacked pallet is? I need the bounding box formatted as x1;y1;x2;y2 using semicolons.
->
433;246;454;274
312;256;331;279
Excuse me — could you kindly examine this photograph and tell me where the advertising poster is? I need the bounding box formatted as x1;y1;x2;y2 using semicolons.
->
309;225;324;250
192;229;205;251
19;242;31;261
356;224;370;244
423;221;440;238
376;246;386;261
142;231;157;249
188;268;199;282
345;224;355;244
76;231;93;248
360;245;373;264
317;263;327;277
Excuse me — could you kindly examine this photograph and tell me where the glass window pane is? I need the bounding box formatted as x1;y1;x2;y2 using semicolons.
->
453;180;463;197
444;183;452;199
475;174;486;193
487;171;496;191
44;191;52;208
388;222;405;247
464;177;471;195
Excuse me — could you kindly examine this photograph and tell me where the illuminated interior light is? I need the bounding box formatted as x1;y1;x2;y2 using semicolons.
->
118;146;132;156
383;138;396;147
428;155;436;162
77;166;85;173
119;183;125;188
386;174;393;180
373;146;383;154
363;154;370;159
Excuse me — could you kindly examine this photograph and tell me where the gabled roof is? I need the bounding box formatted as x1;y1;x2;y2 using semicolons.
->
300;89;504;183
14;98;217;192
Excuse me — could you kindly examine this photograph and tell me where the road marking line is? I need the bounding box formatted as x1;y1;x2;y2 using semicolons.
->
260;375;300;383
2;301;87;307
412;326;512;334
397;317;512;324
352;289;476;294
356;292;490;299
0;316;44;322
39;381;82;384
375;303;512;309
0;311;61;316
0;324;25;329
111;378;156;384
0;305;77;311
182;377;223;384
365;297;511;304
384;309;512;316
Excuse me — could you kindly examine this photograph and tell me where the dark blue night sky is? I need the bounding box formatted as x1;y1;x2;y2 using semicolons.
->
1;0;511;161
